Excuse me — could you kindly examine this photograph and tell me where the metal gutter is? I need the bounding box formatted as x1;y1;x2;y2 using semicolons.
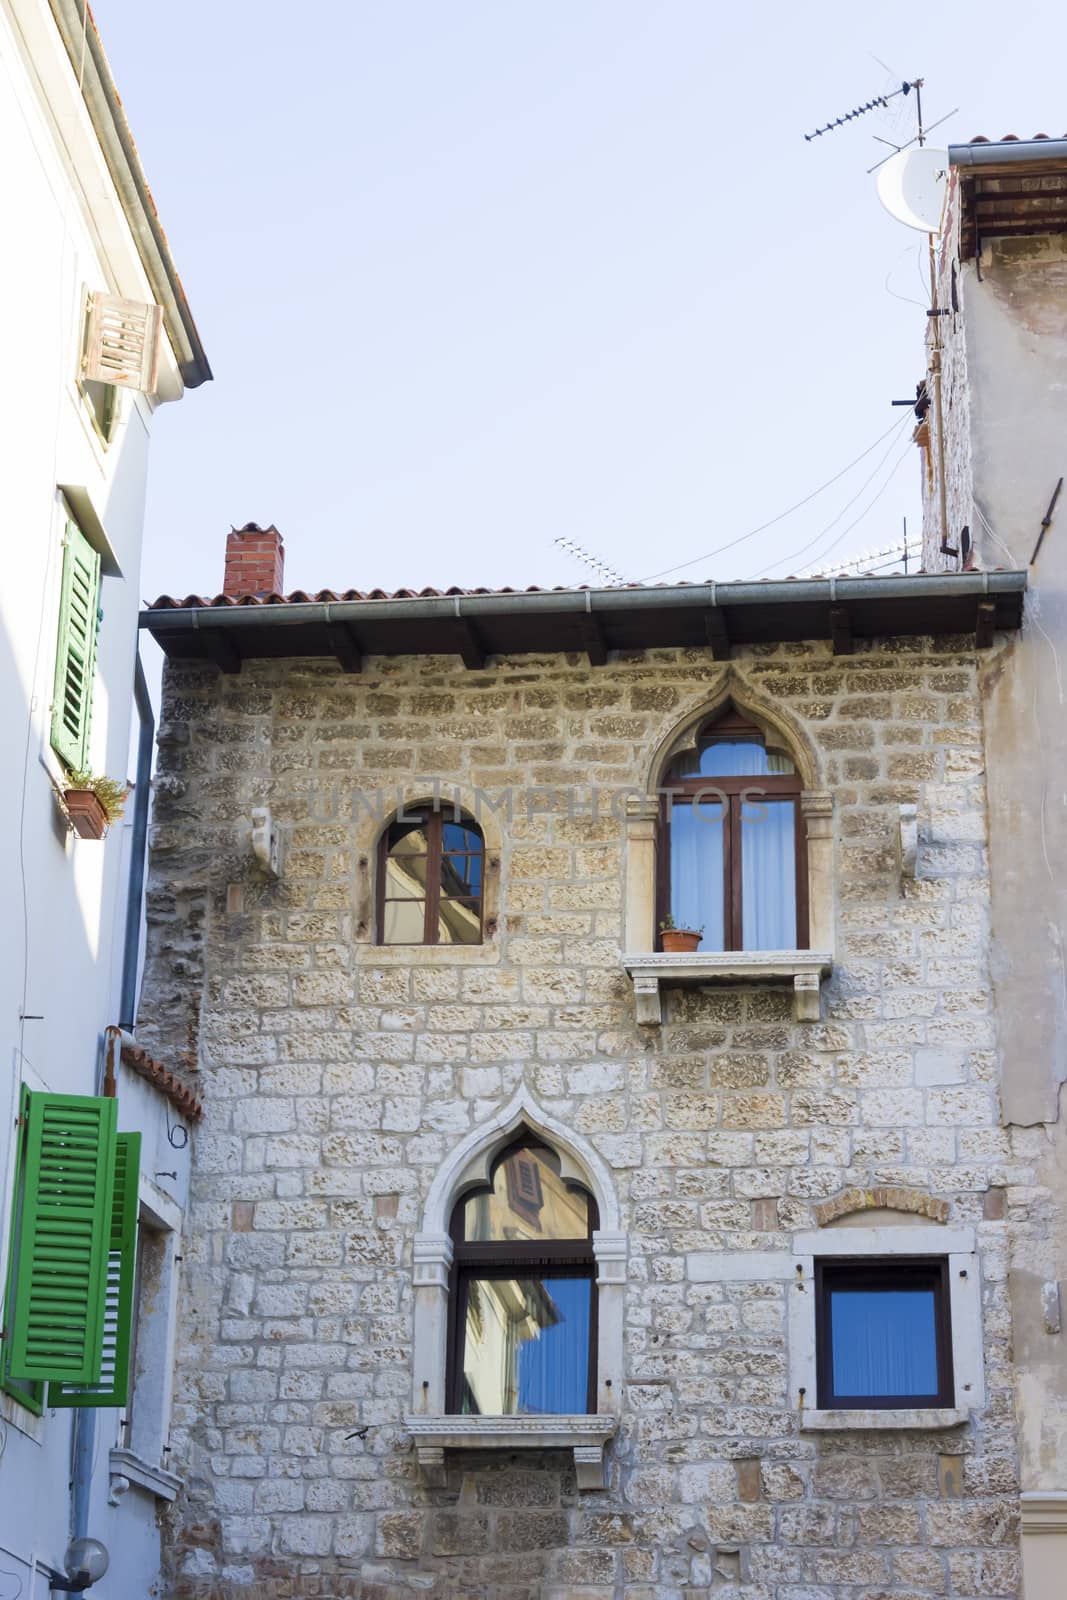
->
950;139;1067;169
119;655;154;1031
48;0;212;388
141;571;1028;635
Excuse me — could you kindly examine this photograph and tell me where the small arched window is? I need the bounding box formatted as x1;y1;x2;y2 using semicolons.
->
658;708;808;951
376;808;484;945
447;1136;598;1415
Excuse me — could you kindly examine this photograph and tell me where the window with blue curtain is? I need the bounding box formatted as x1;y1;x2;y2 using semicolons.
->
660;708;806;951
448;1136;597;1415
815;1259;953;1408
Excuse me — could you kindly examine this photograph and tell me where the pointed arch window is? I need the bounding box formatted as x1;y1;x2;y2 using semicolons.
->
658;709;808;951
377;808;484;945
447;1135;598;1415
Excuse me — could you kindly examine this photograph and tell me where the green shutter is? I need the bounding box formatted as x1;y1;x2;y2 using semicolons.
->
50;1132;141;1408
50;521;101;770
1;1088;43;1413
5;1094;117;1385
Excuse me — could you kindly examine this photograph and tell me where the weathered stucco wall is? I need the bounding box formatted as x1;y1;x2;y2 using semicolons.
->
140;641;1028;1600
918;217;1067;1583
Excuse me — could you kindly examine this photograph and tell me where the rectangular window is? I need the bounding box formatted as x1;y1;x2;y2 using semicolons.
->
51;520;102;771
458;1271;593;1417
815;1258;953;1409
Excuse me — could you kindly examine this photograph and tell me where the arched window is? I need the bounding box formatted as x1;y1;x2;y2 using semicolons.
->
376;808;484;945
658;708;808;951
447;1135;598;1416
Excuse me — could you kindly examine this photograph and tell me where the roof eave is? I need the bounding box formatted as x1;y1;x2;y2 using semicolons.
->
140;571;1028;667
950;139;1067;170
49;0;212;389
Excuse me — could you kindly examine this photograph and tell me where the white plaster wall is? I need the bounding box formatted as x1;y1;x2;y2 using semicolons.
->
0;4;192;1593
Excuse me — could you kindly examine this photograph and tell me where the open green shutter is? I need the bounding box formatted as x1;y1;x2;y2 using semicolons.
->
50;1132;141;1408
50;521;101;770
5;1094;117;1384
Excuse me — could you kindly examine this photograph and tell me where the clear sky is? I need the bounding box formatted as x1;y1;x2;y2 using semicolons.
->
93;0;1063;607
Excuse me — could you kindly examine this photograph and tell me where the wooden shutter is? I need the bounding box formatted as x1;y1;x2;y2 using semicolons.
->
50;522;101;770
5;1094;117;1385
50;1132;141;1408
83;292;162;392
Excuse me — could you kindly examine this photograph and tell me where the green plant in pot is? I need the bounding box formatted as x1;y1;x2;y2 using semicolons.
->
659;913;703;953
62;768;127;840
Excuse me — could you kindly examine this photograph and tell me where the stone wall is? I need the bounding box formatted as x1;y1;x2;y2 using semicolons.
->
139;639;1028;1599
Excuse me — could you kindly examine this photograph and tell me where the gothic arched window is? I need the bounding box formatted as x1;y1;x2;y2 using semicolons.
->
658;708;808;951
447;1136;598;1415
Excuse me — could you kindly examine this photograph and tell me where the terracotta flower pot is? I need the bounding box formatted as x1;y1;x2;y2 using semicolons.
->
65;789;109;840
661;928;702;953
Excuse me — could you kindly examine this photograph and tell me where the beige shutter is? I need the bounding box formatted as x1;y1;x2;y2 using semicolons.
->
83;293;162;392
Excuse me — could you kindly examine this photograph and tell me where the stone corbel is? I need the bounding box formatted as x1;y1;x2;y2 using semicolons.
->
898;803;918;884
251;806;280;878
794;971;821;1023
108;1471;131;1507
632;974;662;1026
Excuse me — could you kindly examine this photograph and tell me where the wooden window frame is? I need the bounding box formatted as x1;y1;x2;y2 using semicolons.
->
814;1257;954;1410
376;808;485;947
656;716;808;952
445;1139;599;1415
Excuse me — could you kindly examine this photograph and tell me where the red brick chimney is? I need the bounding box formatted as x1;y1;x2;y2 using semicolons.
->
223;523;285;598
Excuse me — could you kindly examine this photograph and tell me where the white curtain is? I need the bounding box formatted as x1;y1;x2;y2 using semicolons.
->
741;799;796;949
831;1288;939;1398
670;802;724;949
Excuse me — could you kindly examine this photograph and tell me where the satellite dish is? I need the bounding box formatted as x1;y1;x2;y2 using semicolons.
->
877;147;948;233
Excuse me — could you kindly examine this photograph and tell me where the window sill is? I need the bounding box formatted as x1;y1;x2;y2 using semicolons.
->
108;1447;182;1503
799;1406;970;1431
405;1414;616;1490
622;950;833;1025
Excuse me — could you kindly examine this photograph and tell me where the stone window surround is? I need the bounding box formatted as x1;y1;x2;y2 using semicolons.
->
622;689;834;1023
406;1090;623;1490
109;1179;184;1505
789;1222;984;1430
354;784;503;953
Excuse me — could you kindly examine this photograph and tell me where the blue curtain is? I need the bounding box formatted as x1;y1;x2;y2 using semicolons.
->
517;1278;591;1414
741;799;796;949
831;1288;939;1397
670;802;724;949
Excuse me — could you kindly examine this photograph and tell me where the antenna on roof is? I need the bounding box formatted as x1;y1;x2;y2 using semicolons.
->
804;77;958;176
554;537;629;588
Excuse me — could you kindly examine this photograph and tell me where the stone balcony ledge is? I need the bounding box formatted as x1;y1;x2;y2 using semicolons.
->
622;950;833;1025
405;1414;617;1490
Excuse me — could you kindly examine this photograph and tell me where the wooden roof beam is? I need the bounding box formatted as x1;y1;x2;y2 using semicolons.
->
325;621;363;674
704;608;731;661
830;605;853;656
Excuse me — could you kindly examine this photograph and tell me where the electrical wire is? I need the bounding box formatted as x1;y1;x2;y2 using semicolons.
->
746;424;913;579
636;415;911;584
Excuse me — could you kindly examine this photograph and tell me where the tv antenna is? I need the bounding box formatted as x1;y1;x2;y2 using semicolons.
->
803;77;958;176
555;537;629;588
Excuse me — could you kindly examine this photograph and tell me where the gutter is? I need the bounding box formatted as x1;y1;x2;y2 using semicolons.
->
48;0;212;389
950;139;1067;170
141;571;1029;636
119;656;154;1031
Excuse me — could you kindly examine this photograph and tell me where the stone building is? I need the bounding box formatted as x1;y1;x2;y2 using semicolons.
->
136;525;1034;1598
916;134;1067;1600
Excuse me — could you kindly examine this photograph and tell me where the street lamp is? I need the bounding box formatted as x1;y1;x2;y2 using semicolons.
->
50;1538;110;1593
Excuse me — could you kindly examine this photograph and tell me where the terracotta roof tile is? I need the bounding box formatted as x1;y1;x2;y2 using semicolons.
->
121;1043;203;1122
145;569;992;610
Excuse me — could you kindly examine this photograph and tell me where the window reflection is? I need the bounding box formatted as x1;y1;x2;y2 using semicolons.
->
461;1276;591;1416
463;1146;590;1241
379;810;484;945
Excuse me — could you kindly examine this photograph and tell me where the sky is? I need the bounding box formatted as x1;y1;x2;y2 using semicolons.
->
92;0;1065;611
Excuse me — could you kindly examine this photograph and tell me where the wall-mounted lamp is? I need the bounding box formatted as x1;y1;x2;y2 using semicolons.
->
50;1538;109;1593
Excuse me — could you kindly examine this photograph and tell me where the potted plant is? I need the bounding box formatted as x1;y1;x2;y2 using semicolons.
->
62;769;127;840
659;914;703;953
